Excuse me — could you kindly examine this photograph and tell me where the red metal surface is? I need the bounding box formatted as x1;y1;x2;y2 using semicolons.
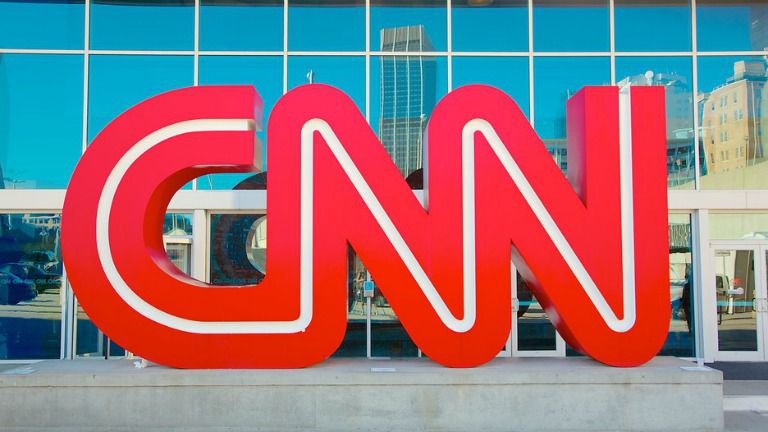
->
62;84;669;368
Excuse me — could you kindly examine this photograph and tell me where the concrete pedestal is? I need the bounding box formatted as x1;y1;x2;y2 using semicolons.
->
0;357;723;432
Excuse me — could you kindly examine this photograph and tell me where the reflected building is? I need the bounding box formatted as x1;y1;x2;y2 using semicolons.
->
751;6;768;51
700;60;767;176
618;72;695;187
379;25;436;178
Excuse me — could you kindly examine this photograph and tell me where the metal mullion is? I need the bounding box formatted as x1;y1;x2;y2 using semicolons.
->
697;51;768;56
609;0;615;85
89;50;195;56
452;52;529;57
532;52;611;57
372;51;448;57
283;51;369;56
283;0;288;94
194;0;200;86
0;49;84;54
528;0;534;128
614;51;694;57
690;209;706;365
193;0;200;191
365;0;370;123
82;0;90;155
446;0;452;91
691;0;701;190
197;51;284;56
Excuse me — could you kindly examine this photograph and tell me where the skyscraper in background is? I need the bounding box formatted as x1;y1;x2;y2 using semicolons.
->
617;71;695;188
379;25;436;178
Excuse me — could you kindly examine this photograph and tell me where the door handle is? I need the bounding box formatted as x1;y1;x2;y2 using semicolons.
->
756;298;768;313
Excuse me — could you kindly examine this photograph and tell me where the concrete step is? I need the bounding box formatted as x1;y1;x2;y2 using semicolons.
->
724;381;768;412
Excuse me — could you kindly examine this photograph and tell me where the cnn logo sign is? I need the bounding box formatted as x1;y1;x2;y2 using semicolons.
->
62;85;669;369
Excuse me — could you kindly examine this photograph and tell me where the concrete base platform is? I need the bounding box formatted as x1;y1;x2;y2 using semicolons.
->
0;357;723;432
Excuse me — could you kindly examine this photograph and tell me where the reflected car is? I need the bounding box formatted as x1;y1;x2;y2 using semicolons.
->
0;271;37;305
0;263;61;294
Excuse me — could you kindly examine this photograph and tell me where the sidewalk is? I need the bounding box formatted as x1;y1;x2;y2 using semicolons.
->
724;380;768;432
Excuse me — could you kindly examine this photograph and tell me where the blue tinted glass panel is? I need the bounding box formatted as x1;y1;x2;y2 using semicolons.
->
371;1;447;52
451;0;528;52
90;1;194;51
0;54;83;189
88;55;193;141
288;1;364;51
697;1;768;51
0;214;63;360
200;1;283;51
615;1;691;52
664;214;696;357
370;55;448;179
534;56;610;173
452;56;530;119
533;0;609;52
198;55;282;189
0;1;84;49
697;56;768;189
288;56;365;114
615;56;695;189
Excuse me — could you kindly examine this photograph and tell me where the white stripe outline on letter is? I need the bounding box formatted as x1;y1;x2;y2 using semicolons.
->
95;87;636;334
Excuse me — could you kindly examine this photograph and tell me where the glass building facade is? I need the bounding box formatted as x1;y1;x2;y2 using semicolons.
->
1;0;768;363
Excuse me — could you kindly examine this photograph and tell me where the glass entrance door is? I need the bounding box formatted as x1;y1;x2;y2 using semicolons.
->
711;243;768;361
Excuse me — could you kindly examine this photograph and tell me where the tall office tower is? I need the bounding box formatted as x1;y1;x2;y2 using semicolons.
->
751;6;768;51
379;25;436;178
618;71;695;187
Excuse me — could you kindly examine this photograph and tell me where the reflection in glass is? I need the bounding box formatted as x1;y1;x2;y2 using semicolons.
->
90;0;194;51
371;1;447;51
614;1;691;52
714;249;758;352
198;55;282;189
200;0;283;51
288;1;364;51
0;214;62;359
452;57;530;119
615;57;695;189
665;214;695;357
451;0;528;52
697;1;768;52
333;251;368;357
710;213;768;240
210;213;265;285
533;0;609;52
698;56;768;189
164;213;193;274
533;57;610;174
516;273;556;351
77;212;192;358
88;55;193;142
370;274;419;358
164;213;192;236
0;54;83;189
288;56;366;114
75;304;126;358
370;55;447;178
0;1;84;49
